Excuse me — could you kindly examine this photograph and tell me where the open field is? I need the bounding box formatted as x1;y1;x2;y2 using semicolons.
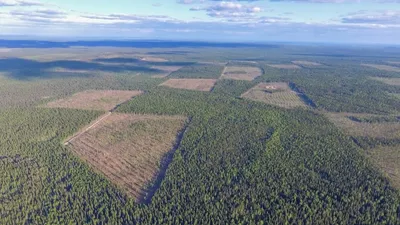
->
150;66;183;78
370;77;400;86
0;48;11;53
388;61;400;65
160;78;217;91
46;90;143;111
325;112;400;139
366;145;400;189
267;64;301;69
221;66;262;81
139;56;168;62
292;60;321;66
68;113;186;201
362;64;400;72
241;82;307;108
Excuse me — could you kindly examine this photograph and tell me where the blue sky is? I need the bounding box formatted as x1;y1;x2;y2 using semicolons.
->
0;0;399;44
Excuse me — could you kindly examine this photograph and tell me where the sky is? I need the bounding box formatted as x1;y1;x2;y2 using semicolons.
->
0;0;399;44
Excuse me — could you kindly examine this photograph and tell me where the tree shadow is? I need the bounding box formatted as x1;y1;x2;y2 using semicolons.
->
0;58;163;80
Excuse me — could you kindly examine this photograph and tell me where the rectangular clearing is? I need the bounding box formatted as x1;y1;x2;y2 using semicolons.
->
160;79;217;91
46;90;143;111
241;82;307;109
67;113;187;201
267;64;301;69
362;64;400;72
221;66;262;81
325;112;400;139
370;77;400;86
366;145;400;190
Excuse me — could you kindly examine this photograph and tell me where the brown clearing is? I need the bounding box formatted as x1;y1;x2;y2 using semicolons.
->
292;61;321;66
241;82;306;109
67;113;186;201
0;48;11;53
139;56;168;62
387;61;400;65
324;112;400;139
150;66;183;78
221;66;262;81
370;77;400;86
267;64;301;69
362;64;400;72
366;145;400;190
46;90;143;111
160;79;217;92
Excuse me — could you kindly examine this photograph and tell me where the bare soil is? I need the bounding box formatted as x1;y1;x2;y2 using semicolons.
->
241;82;306;108
221;66;262;81
370;77;400;86
160;79;217;91
67;113;186;201
46;90;143;111
362;64;400;72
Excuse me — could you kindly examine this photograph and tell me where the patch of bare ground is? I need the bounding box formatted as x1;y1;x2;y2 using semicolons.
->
241;82;307;108
362;64;400;72
366;145;400;190
267;64;301;69
160;79;217;91
150;66;183;78
221;66;262;81
387;61;400;65
324;112;400;139
292;61;321;66
0;48;11;53
370;77;400;86
67;113;187;201
46;90;143;111
139;56;168;62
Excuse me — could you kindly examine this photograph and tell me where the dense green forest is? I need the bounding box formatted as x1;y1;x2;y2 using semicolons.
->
0;45;400;224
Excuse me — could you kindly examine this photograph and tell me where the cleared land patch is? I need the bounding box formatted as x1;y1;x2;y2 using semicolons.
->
325;112;400;139
292;61;321;66
150;66;183;78
221;66;262;81
46;90;143;111
67;113;186;201
160;79;217;92
370;77;400;86
362;64;400;72
388;61;400;65
366;145;400;190
267;64;301;69
241;82;307;108
139;56;168;62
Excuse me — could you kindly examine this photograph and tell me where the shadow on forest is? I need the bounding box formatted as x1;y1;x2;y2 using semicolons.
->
93;57;195;67
0;58;163;80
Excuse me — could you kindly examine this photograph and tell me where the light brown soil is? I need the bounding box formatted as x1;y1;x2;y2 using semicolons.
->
151;66;183;78
221;66;262;81
46;90;143;111
160;79;217;91
370;77;400;86
366;145;400;190
292;61;321;66
241;82;306;108
140;56;168;62
0;48;11;53
324;112;400;139
267;64;301;69
362;64;400;72
67;113;186;201
387;61;400;65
